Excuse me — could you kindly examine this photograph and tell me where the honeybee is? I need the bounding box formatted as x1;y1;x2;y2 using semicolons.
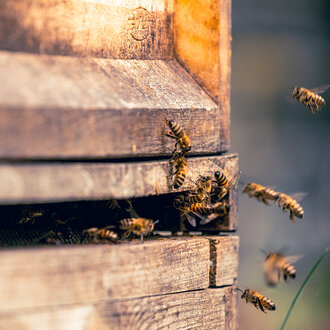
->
84;226;118;243
212;170;242;202
292;85;329;114
172;156;188;189
119;218;158;241
179;202;229;227
264;252;302;286
19;209;44;224
166;120;191;155
107;199;133;212
276;193;304;223
237;288;276;313
242;183;279;205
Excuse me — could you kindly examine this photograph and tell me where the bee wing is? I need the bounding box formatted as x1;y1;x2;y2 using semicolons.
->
285;254;304;263
227;171;242;190
199;214;219;225
310;85;330;94
291;192;307;202
185;212;197;227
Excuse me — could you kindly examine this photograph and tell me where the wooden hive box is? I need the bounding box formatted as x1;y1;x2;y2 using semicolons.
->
0;0;239;329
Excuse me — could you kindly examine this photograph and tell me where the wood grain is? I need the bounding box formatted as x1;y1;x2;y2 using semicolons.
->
174;0;231;150
0;0;174;59
0;288;231;330
225;286;239;330
0;237;210;310
0;51;223;159
0;154;238;204
209;235;239;287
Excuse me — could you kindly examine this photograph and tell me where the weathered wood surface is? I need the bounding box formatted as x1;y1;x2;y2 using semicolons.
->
209;235;239;287
0;288;238;330
174;0;231;151
0;0;174;59
0;51;223;159
0;237;210;310
0;154;238;204
225;286;238;330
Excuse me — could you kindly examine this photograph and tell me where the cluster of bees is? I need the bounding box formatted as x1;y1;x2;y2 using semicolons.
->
166;119;240;228
235;84;329;313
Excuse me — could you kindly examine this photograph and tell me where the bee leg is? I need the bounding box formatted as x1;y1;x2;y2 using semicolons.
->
257;298;266;313
165;132;177;139
262;198;269;205
290;211;295;223
307;103;315;114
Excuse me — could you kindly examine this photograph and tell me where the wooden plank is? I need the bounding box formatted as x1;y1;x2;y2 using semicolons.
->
0;154;238;204
209;235;239;287
0;0;174;59
174;0;231;150
0;51;222;159
0;288;229;329
0;237;211;310
225;286;239;330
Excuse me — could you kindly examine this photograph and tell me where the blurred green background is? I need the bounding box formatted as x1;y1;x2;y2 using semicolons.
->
231;0;330;329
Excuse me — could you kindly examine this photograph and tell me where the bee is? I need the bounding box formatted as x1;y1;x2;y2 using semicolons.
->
119;218;158;242
292;85;329;114
179;202;229;227
19;209;44;224
237;288;276;313
166;120;191;155
172;156;188;189
264;252;302;286
212;170;242;202
84;226;118;243
107;199;133;212
242;183;279;205
276;193;304;223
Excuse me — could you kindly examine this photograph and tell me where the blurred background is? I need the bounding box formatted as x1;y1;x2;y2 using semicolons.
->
231;0;330;329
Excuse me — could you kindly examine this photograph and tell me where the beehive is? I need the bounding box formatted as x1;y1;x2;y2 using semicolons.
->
0;0;238;328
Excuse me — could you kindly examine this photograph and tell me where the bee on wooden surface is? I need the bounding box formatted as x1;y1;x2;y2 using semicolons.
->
179;202;229;227
84;226;119;244
237;288;276;313
119;218;158;242
212;170;242;202
276;193;304;223
292;85;329;114
172;156;188;189
264;252;302;287
166;120;191;155
242;183;279;205
19;209;44;224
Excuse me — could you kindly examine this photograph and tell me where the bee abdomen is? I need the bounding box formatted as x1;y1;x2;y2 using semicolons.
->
263;297;276;310
167;120;184;138
174;170;186;189
119;218;134;230
282;262;296;279
215;171;228;187
99;229;118;241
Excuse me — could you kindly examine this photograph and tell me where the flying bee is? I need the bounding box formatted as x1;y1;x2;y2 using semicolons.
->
264;252;302;287
179;202;229;227
212;170;242;202
276;193;304;223
166;120;191;155
242;183;279;205
292;85;329;114
237;288;276;313
119;218;158;242
172;156;188;189
84;226;118;243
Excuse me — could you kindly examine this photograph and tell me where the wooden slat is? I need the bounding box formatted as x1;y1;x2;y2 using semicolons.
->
174;0;231;150
0;0;174;59
0;288;233;330
225;286;239;330
0;154;238;204
0;51;222;159
209;236;239;287
0;237;210;310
